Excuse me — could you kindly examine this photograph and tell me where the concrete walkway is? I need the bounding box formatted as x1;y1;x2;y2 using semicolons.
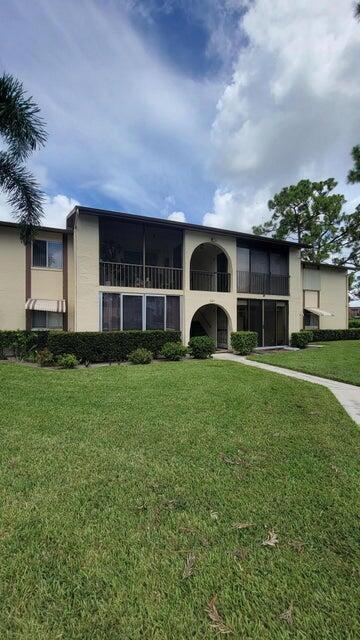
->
213;352;360;424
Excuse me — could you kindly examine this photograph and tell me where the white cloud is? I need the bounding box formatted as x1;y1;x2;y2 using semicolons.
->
0;192;78;228
167;211;187;222
203;186;271;231
207;0;360;231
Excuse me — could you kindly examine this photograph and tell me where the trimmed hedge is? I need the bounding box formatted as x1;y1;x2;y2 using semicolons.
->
311;328;360;342
47;330;181;363
188;336;215;359
0;330;48;359
230;331;258;355
291;331;313;349
349;319;360;328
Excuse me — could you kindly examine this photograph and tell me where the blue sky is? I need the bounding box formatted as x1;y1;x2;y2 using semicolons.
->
0;0;359;231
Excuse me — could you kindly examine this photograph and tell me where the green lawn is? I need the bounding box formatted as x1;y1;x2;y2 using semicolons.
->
249;340;360;386
0;360;359;639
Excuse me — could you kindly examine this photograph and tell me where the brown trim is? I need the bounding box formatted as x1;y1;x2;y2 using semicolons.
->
25;244;31;330
0;220;71;234
62;233;68;330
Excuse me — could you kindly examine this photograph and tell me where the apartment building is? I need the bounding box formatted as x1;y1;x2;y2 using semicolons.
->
0;207;349;347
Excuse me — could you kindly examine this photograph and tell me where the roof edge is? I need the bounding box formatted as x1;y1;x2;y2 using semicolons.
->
69;205;303;248
0;220;71;234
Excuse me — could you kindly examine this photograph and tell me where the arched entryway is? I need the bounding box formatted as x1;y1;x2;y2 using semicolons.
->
190;304;229;349
190;243;231;292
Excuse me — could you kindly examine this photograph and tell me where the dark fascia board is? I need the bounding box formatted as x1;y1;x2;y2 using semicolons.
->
67;205;303;249
0;220;72;235
302;260;352;272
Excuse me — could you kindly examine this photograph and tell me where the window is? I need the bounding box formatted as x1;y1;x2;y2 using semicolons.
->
237;300;248;331
101;294;181;332
31;311;63;330
32;240;63;269
123;295;142;330
102;293;121;331
146;296;165;330
166;296;180;331
304;310;319;329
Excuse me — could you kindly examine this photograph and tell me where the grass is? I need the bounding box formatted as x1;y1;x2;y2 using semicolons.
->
248;340;360;386
0;360;359;639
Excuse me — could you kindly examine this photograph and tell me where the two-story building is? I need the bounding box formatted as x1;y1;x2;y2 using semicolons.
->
0;207;349;347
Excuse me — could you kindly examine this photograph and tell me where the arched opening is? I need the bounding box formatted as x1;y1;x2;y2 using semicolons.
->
190;243;231;292
190;304;229;349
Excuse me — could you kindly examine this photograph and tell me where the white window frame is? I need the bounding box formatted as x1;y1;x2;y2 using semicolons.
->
101;293;182;332
32;239;63;269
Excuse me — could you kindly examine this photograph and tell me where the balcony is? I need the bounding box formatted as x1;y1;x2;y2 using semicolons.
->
190;270;231;292
100;262;183;289
237;271;289;296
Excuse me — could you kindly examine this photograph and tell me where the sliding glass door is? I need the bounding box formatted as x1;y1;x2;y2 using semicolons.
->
237;299;288;346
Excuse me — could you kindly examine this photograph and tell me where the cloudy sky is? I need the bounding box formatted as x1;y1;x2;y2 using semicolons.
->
0;0;359;231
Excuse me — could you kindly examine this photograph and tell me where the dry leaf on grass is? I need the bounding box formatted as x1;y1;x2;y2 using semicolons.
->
232;522;254;530
279;603;294;625
262;529;279;547
233;548;247;561
182;552;196;579
210;511;219;520
205;596;234;635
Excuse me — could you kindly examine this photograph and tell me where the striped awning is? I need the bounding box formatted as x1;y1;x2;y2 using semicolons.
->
25;299;66;313
305;307;334;317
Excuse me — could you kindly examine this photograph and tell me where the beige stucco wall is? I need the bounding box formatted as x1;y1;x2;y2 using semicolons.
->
301;266;348;329
288;248;302;335
74;213;100;331
182;229;237;345
0;227;26;329
67;235;75;331
30;230;64;300
318;268;348;329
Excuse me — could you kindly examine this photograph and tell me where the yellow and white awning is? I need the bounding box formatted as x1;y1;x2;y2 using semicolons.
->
25;299;66;313
304;307;334;317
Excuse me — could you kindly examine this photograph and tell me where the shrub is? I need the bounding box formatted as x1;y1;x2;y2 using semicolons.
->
290;331;313;349
160;341;187;361
47;329;181;363
188;335;215;359
36;348;55;367
230;331;258;355
349;319;360;328
0;330;48;359
128;348;153;364
311;328;360;342
57;353;78;369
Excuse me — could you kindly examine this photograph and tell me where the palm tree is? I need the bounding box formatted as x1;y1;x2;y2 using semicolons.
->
0;73;47;243
356;3;360;20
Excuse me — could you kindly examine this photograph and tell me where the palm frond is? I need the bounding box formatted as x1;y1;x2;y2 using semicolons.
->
355;2;360;20
0;73;47;161
0;152;45;243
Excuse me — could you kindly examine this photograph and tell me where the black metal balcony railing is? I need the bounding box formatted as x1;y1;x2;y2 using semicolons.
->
100;262;182;290
190;270;231;292
237;271;289;296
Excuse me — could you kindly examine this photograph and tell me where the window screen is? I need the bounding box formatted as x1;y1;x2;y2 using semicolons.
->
32;240;47;267
123;296;142;330
102;293;121;331
146;296;164;330
166;296;180;330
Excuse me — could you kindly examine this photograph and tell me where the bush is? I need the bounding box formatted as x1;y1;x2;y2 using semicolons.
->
290;330;313;349
128;348;153;364
36;348;55;367
47;330;181;363
311;328;360;342
230;331;258;355
0;330;48;359
349;319;360;328
57;353;78;369
160;341;187;361
188;335;215;359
